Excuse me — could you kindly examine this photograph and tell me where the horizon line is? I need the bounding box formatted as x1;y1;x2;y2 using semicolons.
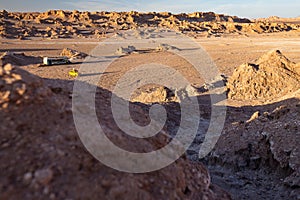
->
1;9;300;20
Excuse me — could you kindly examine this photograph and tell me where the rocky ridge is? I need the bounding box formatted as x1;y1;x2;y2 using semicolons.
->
0;10;300;39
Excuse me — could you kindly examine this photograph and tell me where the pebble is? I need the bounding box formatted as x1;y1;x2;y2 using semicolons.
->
43;186;50;195
49;193;56;199
0;67;3;76
1;142;10;148
23;172;33;182
34;168;54;185
2;103;9;109
4;64;13;74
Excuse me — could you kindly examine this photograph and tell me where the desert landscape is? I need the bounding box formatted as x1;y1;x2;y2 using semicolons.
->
0;9;300;200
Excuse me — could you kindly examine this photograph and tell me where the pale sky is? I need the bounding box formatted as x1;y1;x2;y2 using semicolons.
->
0;0;299;19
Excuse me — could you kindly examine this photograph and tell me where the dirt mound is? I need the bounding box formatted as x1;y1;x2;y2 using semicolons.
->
0;65;231;199
0;52;42;66
115;46;136;55
0;64;53;109
60;48;88;59
227;50;300;101
131;85;176;103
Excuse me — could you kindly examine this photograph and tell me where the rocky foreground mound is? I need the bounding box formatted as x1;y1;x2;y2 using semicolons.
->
227;50;300;101
0;52;42;66
206;99;300;199
0;64;231;199
0;10;300;39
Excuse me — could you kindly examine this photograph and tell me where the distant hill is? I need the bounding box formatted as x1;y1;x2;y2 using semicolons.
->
255;16;300;24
